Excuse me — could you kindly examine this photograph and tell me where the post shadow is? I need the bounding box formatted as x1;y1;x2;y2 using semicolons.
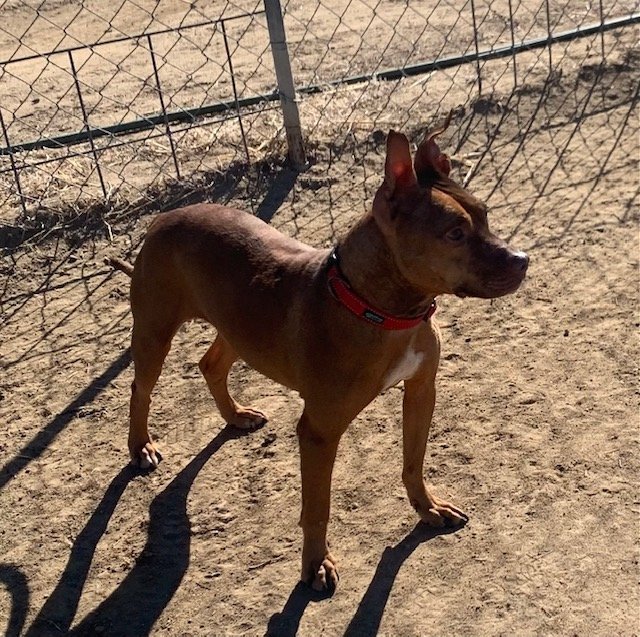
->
255;165;300;223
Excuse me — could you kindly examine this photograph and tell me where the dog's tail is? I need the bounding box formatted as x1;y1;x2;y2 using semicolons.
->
105;256;134;277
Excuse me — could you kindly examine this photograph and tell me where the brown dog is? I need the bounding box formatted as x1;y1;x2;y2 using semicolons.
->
109;117;528;592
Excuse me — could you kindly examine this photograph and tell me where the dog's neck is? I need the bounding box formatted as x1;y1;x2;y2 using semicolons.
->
335;214;435;318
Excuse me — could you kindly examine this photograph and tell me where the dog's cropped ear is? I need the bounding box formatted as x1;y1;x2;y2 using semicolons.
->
383;130;418;196
414;110;453;178
373;131;417;235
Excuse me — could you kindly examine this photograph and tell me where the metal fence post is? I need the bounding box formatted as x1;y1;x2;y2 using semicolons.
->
544;0;553;75
264;0;306;169
598;0;606;63
507;0;518;89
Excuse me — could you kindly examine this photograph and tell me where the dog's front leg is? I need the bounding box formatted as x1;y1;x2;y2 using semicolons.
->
402;376;468;527
297;409;342;593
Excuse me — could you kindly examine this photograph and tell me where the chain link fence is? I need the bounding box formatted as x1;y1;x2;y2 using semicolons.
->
0;0;637;252
0;1;283;246
273;0;638;245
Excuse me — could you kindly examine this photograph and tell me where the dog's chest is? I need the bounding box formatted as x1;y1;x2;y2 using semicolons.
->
381;343;424;391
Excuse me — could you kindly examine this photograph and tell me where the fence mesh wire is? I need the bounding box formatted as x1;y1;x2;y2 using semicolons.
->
0;0;637;254
0;0;279;244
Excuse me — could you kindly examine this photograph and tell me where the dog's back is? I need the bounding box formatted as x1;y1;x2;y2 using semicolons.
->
130;203;325;389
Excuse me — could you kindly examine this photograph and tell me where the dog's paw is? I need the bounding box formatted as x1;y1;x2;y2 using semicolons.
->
228;406;267;431
410;488;468;528
418;501;468;527
130;442;162;470
302;554;339;594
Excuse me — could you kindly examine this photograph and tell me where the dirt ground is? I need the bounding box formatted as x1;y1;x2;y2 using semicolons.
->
1;3;639;637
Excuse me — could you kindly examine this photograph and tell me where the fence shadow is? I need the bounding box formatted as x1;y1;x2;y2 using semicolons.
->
2;155;301;257
0;350;131;492
445;52;639;253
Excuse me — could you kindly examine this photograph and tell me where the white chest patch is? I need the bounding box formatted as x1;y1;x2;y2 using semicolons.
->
381;345;424;391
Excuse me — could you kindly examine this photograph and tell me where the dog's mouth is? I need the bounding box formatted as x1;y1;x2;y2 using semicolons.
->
455;272;526;299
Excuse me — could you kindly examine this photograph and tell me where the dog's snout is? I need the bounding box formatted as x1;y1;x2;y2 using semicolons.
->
510;250;529;273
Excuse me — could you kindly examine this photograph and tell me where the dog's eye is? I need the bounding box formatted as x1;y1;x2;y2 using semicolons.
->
446;227;466;243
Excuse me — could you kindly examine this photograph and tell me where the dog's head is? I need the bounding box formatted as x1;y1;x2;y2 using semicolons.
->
372;115;528;299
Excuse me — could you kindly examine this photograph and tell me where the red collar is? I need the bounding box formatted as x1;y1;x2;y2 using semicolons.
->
327;251;436;330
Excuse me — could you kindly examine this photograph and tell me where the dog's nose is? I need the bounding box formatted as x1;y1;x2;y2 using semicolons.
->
510;251;529;273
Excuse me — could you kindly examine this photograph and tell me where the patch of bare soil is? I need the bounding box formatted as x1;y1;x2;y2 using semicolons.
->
1;21;638;637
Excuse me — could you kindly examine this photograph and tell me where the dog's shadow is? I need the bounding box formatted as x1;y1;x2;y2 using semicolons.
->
26;425;246;637
266;522;461;637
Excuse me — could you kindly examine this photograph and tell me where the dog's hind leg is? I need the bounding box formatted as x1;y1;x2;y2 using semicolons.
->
128;321;175;469
198;333;267;430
